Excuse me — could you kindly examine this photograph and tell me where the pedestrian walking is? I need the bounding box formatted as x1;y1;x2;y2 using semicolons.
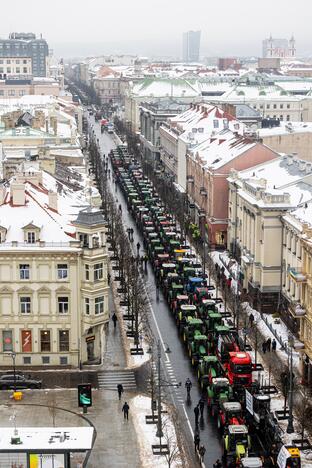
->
112;312;118;329
127;228;131;240
213;459;222;468
272;338;277;352
199;398;205;417
194;404;200;427
117;383;124;400
194;431;200;452
144;254;148;272
107;272;111;284
122;402;129;420
136;241;141;257
266;337;272;352
199;445;206;462
118;204;122;214
130;228;134;242
262;340;267;354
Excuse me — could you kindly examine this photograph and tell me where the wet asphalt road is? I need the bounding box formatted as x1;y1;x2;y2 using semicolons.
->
88;114;222;467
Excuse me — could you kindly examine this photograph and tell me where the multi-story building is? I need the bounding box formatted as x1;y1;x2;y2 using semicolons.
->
0;167;109;368
92;66;121;105
0;57;32;77
182;31;201;63
0;33;49;77
262;35;296;59
227;154;312;313
186;125;278;249
139;100;189;165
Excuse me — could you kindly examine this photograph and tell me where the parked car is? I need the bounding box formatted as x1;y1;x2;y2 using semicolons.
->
0;373;42;390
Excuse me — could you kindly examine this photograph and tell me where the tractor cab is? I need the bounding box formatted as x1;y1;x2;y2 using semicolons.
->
223;425;251;463
205;311;223;332
177;304;197;327
187;277;206;294
251;393;271;426
168;281;184;303
218;401;244;431
198;355;222;390
193;287;210;304
240;457;263;468
227;352;253;387
161;263;176;276
171;294;189;314
215;327;239;362
207;377;233;416
183;266;196;280
189;334;208;366
168;239;181;253
183;318;204;344
200;299;217;315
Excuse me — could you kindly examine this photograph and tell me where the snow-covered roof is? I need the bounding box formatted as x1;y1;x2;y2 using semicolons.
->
0;168;99;249
130;78;200;98
259;121;312;137
188;129;256;170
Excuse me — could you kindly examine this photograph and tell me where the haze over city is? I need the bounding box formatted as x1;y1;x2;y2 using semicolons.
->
2;0;312;57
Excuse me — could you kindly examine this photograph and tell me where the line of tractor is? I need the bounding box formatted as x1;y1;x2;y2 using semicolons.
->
109;144;301;468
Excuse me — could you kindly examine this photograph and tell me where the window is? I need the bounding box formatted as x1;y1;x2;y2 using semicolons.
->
8;89;14;96
0;91;3;96
59;330;69;352
42;356;50;364
260;105;263;109
19;90;25;96
27;232;36;243
85;298;90;315
94;263;103;281
57;264;68;280
286;115;290;121
280;115;283;121
20;297;31;314
6;60;10;64
23;67;27;73
16;67;20;73
60;356;68;365
58;297;69;314
280;104;284;109
16;60;20;64
2;330;13;352
23;59;27;64
95;296;104;315
287;104;290;109
273;104;277;109
266;104;270;109
40;330;51;352
213;120;219;128
19;264;30;280
85;264;90;280
0;68;3;73
23;357;31;365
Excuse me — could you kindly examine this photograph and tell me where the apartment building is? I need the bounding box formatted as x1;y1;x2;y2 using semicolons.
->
0;167;109;368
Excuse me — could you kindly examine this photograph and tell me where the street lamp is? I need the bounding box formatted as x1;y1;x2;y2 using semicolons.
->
287;334;295;434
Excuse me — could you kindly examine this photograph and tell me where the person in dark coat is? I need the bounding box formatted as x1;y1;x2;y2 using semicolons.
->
199;398;205;417
249;313;255;327
194;432;200;452
122;402;129;420
117;383;124;400
194;405;200;427
112;312;118;329
272;339;277;351
199;445;206;462
262;341;267;354
266;337;272;352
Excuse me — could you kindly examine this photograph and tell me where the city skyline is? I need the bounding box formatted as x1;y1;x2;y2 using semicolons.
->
0;0;311;58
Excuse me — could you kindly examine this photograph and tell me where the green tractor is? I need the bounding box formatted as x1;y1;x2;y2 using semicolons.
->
183;318;204;344
168;281;184;306
205;311;223;334
207;377;233;417
177;304;197;329
223;425;251;466
170;294;189;314
189;334;208;367
197;355;223;390
199;299;217;317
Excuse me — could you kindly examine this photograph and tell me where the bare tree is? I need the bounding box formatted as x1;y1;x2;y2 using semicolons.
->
161;415;183;468
47;390;57;427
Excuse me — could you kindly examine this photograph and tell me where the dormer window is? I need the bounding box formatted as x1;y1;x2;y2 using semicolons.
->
27;232;36;244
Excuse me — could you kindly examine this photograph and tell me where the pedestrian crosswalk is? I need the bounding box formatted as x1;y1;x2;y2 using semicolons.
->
98;370;137;390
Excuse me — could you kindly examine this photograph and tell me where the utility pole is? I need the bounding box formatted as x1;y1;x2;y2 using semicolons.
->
156;340;163;445
287;335;294;433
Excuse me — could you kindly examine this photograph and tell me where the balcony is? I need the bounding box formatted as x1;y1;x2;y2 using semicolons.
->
289;300;306;318
200;187;207;196
288;267;307;283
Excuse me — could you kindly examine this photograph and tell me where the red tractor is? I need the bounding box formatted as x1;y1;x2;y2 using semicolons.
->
225;352;253;388
217;401;244;433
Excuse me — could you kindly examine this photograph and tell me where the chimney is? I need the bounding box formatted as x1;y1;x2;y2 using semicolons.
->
48;190;58;212
299;160;306;171
11;183;25;206
0;185;6;205
287;154;294;166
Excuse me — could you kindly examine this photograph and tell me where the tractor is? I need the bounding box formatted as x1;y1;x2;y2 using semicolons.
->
198;355;223;390
222;425;251;466
189;334;208;367
217;401;244;433
171;294;189;315
207;377;233;416
177;304;197;329
183;317;204;345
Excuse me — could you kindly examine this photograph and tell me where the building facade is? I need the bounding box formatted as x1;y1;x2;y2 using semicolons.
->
0;33;49;77
262;36;296;59
182;31;201;62
0;169;109;368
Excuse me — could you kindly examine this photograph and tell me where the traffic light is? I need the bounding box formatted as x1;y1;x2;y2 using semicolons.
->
77;384;92;408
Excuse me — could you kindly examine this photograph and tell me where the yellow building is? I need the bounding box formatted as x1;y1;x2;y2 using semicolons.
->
0;168;109;368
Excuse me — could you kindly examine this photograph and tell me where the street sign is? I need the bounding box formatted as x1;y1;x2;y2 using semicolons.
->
77;384;92;408
245;389;253;415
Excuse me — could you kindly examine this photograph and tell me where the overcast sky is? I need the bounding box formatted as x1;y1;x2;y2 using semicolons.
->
2;0;311;58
